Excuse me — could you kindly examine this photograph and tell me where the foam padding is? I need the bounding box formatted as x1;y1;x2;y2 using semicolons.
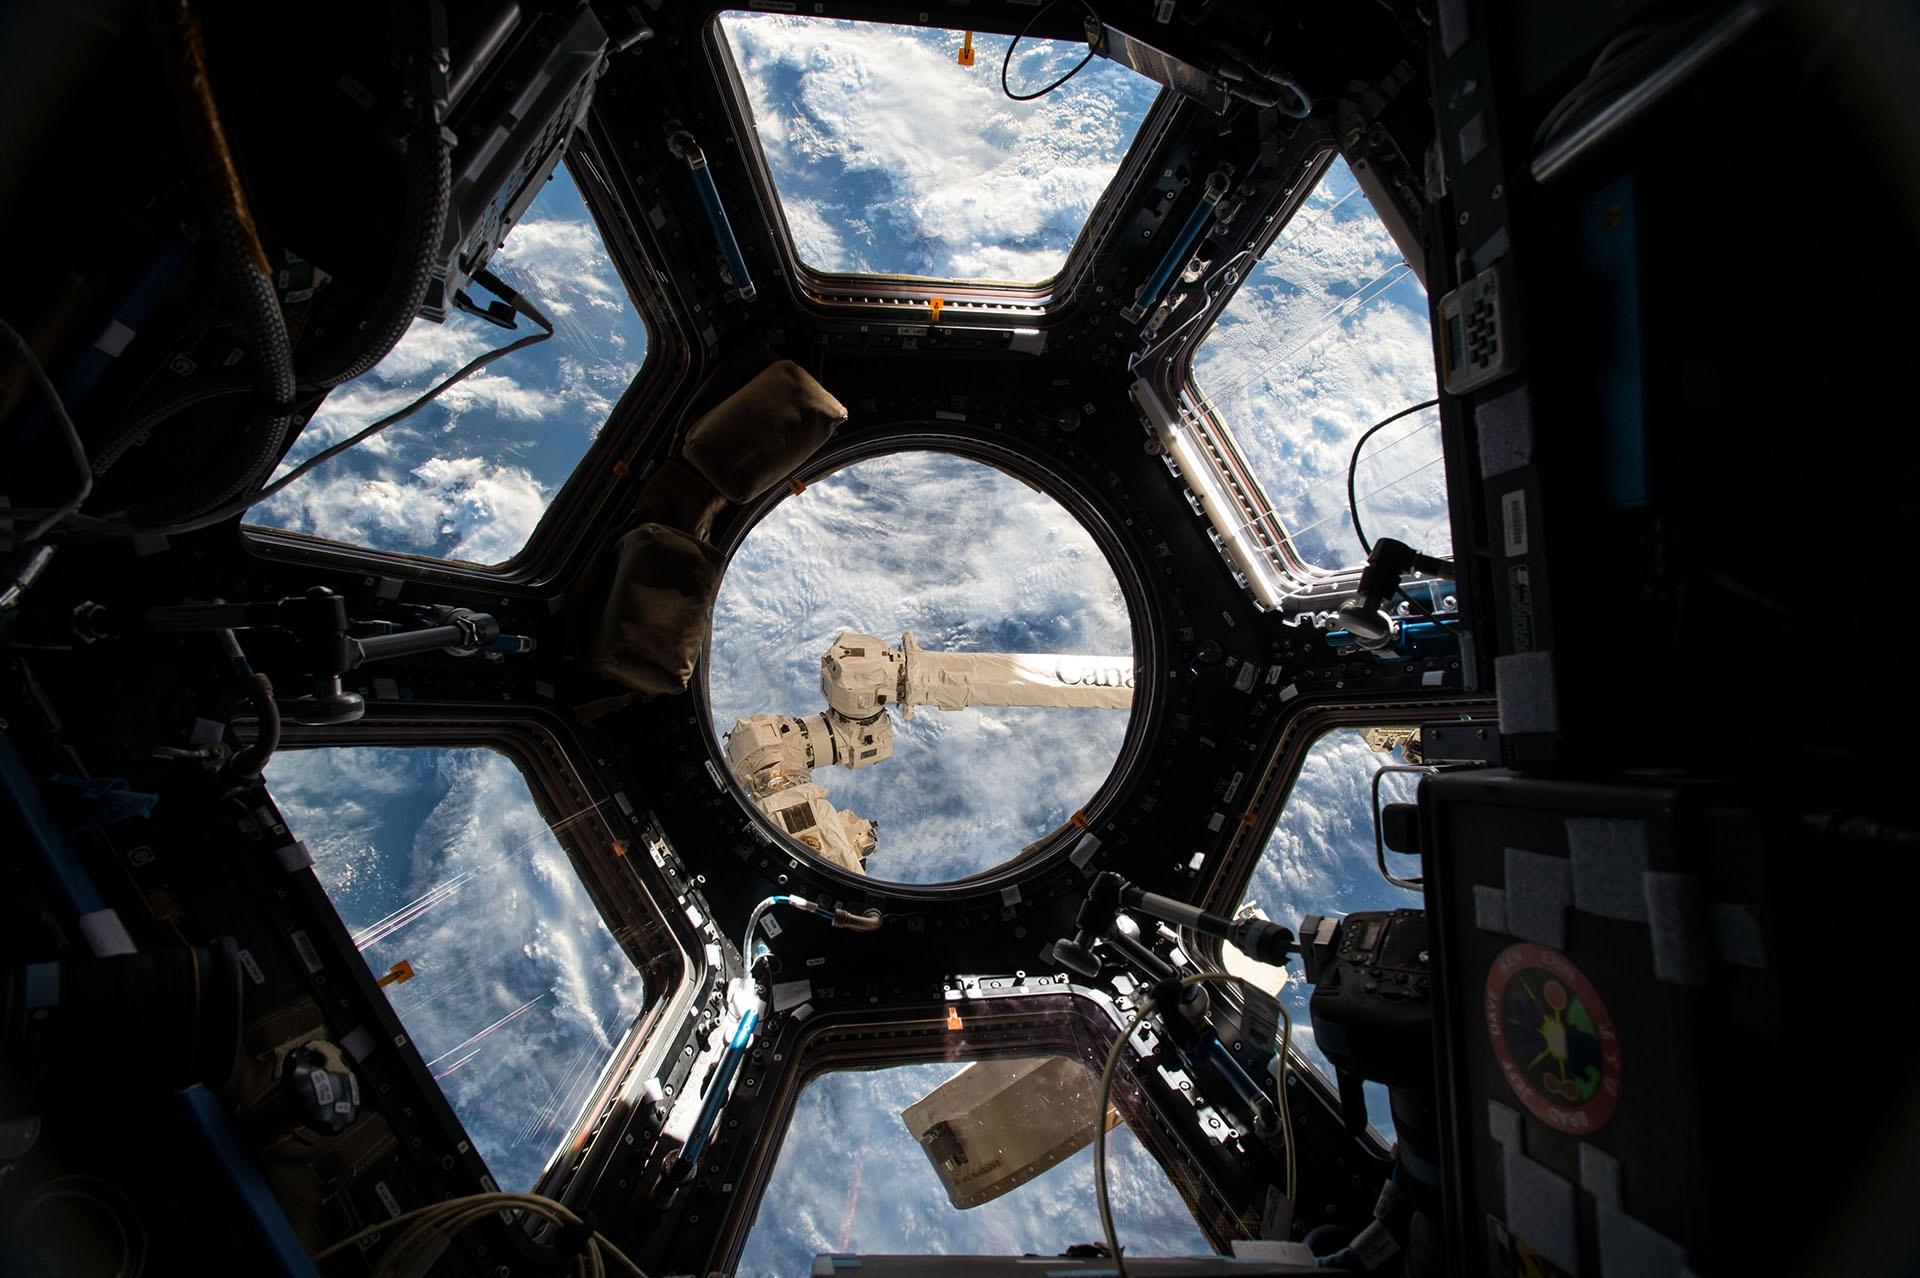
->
682;359;848;502
584;523;725;695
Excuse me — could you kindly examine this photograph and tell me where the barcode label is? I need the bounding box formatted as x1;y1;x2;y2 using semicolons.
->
1501;489;1529;556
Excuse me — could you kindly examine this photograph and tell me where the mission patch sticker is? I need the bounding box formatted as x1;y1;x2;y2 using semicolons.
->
1485;942;1622;1135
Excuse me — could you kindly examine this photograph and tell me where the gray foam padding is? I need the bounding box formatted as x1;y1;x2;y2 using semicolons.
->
1505;1147;1579;1274
1505;847;1570;948
1568;816;1651;921
1477;383;1534;477
1488;1099;1522;1148
1475;884;1510;934
1597;1203;1691;1278
1579;1142;1622;1208
1643;871;1710;986
1712;901;1768;969
1496;650;1560;734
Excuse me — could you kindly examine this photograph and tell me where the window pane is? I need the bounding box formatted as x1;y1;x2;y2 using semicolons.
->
719;14;1160;282
1192;158;1447;571
1237;729;1422;1137
738;1057;1211;1274
707;452;1134;884
247;167;648;564
264;747;647;1191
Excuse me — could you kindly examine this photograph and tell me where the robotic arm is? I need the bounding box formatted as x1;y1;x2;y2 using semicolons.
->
821;631;1133;717
725;631;1133;873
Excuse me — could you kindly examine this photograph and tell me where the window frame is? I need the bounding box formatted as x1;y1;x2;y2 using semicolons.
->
271;706;708;1206
239;143;687;588
1145;144;1447;613
1173;697;1493;1151
696;433;1161;898
705;986;1237;1274
704;11;1180;319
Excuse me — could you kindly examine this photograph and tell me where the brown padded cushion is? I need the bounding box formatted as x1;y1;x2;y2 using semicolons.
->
681;358;847;502
583;523;726;695
636;457;728;542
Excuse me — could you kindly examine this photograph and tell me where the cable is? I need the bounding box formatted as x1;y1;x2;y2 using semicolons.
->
310;1190;646;1278
228;672;280;779
740;893;846;970
1;317;94;544
52;285;555;540
130;0;300;529
1345;399;1440;558
1092;971;1293;1276
1002;0;1099;102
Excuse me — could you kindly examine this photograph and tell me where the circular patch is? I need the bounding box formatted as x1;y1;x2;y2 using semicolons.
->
1484;943;1622;1135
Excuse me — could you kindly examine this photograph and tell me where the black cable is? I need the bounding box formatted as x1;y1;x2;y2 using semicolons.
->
160;294;554;537
1;316;93;543
1001;0;1099;102
229;672;281;779
1346;398;1440;557
52;279;553;539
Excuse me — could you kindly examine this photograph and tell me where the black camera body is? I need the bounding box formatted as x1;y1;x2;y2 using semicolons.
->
1300;908;1434;1093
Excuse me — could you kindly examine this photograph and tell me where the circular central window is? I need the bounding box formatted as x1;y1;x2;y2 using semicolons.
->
707;451;1135;884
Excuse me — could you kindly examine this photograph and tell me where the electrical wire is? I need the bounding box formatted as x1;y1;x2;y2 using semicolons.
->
1;316;93;544
45;287;555;540
1002;0;1099;102
1092;971;1293;1276
1345;398;1440;558
310;1191;646;1278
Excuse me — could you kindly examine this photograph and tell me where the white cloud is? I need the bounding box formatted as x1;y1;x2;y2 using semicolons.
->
721;15;1160;280
254;453;550;565
1191;159;1450;571
497;217;626;315
264;747;647;1193
248;168;649;560
710;452;1134;883
737;1060;1212;1274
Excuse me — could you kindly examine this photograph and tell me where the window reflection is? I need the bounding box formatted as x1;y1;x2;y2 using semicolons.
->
738;1056;1210;1274
265;746;647;1191
1191;157;1448;572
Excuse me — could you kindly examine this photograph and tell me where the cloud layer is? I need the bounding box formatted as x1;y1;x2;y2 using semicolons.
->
248;169;647;563
721;16;1160;281
1191;159;1450;572
265;747;647;1191
736;1059;1212;1274
709;452;1134;884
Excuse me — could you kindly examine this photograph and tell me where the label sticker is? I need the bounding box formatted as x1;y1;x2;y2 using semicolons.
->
1501;490;1530;556
289;929;324;974
1484;942;1622;1135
